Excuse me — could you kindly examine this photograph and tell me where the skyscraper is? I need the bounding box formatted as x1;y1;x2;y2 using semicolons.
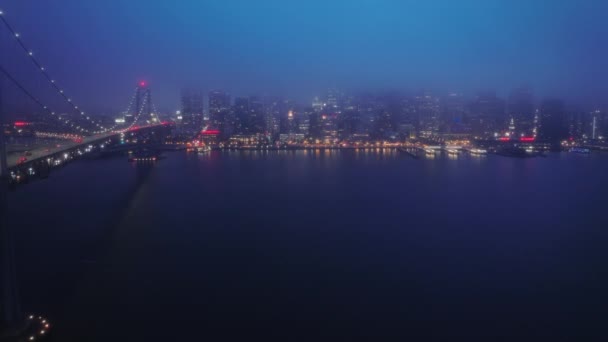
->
539;99;568;146
208;90;231;134
415;91;441;135
325;88;342;111
469;91;506;137
232;96;265;135
248;96;266;134
181;89;204;130
508;86;535;135
441;93;467;134
233;97;250;134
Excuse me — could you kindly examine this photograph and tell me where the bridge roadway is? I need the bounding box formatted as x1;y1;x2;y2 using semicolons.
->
6;124;168;169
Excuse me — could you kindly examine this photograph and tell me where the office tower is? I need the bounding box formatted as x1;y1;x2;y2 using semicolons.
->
539;99;568;146
468;91;506;137
508;86;535;135
208;90;231;133
181;89;204;130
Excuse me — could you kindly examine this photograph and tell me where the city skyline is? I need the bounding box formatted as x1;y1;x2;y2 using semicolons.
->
3;82;607;119
3;2;608;341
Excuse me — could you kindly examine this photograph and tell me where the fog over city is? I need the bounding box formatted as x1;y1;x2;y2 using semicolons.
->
4;2;608;341
1;0;608;112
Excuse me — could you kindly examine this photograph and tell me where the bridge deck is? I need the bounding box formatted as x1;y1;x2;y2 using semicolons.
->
7;132;116;168
6;124;167;169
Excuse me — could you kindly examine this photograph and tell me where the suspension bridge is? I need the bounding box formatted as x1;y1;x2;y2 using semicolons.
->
0;8;173;184
0;8;173;340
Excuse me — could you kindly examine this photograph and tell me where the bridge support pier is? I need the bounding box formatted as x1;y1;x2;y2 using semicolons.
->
0;78;7;180
0;70;22;334
0;180;22;331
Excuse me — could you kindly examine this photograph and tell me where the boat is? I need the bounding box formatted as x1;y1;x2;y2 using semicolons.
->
196;146;212;153
495;146;534;158
446;149;459;155
128;149;159;162
469;148;487;155
570;147;590;154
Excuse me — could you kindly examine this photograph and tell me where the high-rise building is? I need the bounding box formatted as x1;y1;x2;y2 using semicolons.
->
415;91;441;136
248;96;266;134
539;99;568;146
263;97;283;136
309;111;322;139
508;87;535;135
298;107;313;136
181;89;203;130
320;112;338;143
589;110;605;140
233;97;249;134
468;91;506;137
470;91;506;118
208;90;231;134
230;96;266;137
312;97;324;112
325;88;342;111
356;93;380;136
440;93;467;134
277;100;298;135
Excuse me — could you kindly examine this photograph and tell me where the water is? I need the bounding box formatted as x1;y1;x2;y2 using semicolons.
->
6;150;608;341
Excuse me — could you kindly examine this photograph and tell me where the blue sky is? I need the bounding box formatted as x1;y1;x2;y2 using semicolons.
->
1;0;607;112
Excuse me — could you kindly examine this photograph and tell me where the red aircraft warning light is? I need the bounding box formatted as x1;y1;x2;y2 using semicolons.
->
139;81;147;87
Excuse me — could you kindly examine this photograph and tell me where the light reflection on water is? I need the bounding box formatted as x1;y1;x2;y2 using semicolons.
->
5;150;608;341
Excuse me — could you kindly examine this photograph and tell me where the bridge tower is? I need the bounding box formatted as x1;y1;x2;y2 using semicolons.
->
134;81;154;124
145;87;153;119
0;130;5;180
135;84;143;119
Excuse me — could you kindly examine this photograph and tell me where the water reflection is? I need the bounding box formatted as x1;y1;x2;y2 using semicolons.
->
5;151;608;341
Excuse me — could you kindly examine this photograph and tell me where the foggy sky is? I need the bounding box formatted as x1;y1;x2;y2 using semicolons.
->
1;0;607;112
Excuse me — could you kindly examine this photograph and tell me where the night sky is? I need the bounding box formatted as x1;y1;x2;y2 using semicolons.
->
1;0;607;112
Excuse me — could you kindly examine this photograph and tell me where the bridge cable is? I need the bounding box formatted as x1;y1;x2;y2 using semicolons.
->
0;63;84;135
0;10;108;133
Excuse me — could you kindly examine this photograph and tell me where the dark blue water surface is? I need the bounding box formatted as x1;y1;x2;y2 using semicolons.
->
7;150;608;341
